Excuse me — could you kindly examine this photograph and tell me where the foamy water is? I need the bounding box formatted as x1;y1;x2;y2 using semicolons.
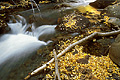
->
0;0;97;79
0;15;56;79
0;34;47;65
66;0;96;7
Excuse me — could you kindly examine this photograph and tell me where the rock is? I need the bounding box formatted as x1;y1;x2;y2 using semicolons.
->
73;15;90;27
109;34;120;66
29;12;59;27
101;2;120;18
107;17;120;26
83;38;114;56
0;19;10;34
18;4;74;27
55;13;90;33
89;0;116;9
53;3;71;9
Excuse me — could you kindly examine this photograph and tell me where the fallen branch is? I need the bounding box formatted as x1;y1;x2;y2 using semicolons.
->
53;49;61;80
24;30;120;80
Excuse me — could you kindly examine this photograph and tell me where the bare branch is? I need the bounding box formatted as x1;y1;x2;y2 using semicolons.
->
24;30;120;80
53;49;61;80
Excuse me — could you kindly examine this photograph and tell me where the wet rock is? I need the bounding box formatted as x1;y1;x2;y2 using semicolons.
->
53;3;71;9
89;0;116;9
83;38;114;56
29;13;58;27
25;5;74;27
107;17;120;26
0;19;10;34
73;15;90;27
101;2;120;18
109;34;120;66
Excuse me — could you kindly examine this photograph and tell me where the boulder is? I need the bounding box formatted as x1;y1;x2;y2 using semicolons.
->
26;5;74;27
55;13;90;33
109;34;120;66
89;0;116;9
101;2;120;18
106;17;120;26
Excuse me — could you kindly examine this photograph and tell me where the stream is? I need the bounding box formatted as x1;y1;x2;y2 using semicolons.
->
0;0;96;80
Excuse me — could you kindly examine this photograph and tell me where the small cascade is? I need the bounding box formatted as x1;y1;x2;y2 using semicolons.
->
0;0;97;79
0;15;56;80
0;34;47;65
65;0;96;7
32;24;57;41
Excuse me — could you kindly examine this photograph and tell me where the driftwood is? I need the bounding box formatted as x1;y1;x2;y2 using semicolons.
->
24;30;120;80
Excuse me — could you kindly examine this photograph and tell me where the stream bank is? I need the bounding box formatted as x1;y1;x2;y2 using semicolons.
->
1;0;120;80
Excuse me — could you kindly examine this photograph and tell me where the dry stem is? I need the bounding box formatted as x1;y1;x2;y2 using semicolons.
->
24;30;120;80
53;49;61;80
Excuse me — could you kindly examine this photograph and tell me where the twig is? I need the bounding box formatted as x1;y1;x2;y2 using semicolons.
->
30;0;42;21
24;30;120;80
12;0;16;5
53;49;61;80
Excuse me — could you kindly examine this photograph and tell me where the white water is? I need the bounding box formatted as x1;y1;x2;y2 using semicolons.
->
0;0;95;65
0;0;97;79
0;15;56;79
82;0;96;3
0;34;47;65
68;0;96;3
66;0;96;7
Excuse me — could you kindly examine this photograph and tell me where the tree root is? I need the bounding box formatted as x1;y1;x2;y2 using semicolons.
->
24;30;120;80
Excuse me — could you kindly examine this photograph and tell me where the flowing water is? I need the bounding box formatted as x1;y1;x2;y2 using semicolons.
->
0;0;97;79
0;15;56;80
